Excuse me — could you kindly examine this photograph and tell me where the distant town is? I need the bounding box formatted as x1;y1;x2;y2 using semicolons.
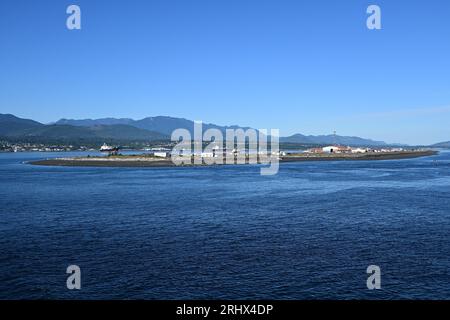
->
0;141;176;153
304;145;408;155
0;141;79;152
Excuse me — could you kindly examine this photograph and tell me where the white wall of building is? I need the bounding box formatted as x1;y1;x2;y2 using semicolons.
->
154;152;168;158
322;146;336;153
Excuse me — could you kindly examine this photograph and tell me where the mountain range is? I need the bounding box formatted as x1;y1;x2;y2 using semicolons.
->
54;116;255;137
53;116;390;146
431;141;450;148
0;113;428;146
0;114;167;143
279;133;386;146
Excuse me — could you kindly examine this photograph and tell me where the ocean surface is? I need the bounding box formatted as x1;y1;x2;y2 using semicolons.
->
1;150;450;299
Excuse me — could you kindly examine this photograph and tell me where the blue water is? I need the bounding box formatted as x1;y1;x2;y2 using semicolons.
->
1;151;450;299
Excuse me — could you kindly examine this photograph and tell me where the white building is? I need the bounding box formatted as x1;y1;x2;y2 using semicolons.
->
322;146;337;153
153;152;168;158
351;148;367;154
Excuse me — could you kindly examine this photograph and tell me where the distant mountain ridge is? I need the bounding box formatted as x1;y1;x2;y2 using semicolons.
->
280;133;387;146
0;114;167;142
55;116;255;136
0;113;43;136
21;124;168;141
432;141;450;148
55;118;135;127
54;116;389;145
0;113;399;146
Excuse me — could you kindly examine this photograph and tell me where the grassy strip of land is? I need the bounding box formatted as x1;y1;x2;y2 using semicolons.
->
279;150;437;162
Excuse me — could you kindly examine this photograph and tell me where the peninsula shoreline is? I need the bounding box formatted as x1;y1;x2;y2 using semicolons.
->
28;150;438;168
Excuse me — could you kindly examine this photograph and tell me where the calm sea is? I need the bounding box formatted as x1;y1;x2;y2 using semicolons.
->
0;151;449;299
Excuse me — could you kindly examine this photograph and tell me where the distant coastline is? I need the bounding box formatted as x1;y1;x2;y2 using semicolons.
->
29;150;438;168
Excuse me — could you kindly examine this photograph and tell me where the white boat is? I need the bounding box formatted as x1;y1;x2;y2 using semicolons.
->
99;143;119;152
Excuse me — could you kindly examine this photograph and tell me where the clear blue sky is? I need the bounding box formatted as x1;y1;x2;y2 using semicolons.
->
1;0;450;144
